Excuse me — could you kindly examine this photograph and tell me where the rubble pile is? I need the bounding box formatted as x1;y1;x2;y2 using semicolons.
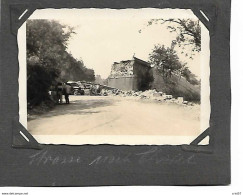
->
110;61;134;77
100;88;193;105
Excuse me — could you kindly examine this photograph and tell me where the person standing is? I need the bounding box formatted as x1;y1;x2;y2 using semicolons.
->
64;83;72;104
57;82;63;104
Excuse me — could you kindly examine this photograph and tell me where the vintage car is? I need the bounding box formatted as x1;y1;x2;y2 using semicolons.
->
67;81;84;95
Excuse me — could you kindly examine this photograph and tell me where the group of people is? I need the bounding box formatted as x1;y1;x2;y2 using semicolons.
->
57;82;72;104
49;82;72;104
49;82;103;104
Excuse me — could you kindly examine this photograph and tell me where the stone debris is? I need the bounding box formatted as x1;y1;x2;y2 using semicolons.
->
100;88;194;106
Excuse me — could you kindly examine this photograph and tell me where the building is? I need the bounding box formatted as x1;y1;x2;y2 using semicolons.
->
107;57;153;91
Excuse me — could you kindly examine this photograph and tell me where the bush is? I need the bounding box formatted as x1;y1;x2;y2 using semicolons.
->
27;64;59;107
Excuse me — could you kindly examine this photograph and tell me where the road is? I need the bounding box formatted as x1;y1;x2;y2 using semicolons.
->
28;95;200;136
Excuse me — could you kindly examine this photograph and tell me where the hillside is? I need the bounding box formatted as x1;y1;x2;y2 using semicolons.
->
152;68;200;102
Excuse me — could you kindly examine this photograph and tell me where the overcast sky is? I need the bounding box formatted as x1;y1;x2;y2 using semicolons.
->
29;9;201;79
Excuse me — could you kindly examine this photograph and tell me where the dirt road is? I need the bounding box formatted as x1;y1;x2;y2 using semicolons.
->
28;96;200;136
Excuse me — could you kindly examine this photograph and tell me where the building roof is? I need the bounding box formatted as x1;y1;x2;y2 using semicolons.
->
113;57;151;68
133;57;151;68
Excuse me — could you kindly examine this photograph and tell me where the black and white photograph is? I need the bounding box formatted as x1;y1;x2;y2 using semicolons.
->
1;0;241;192
18;8;210;145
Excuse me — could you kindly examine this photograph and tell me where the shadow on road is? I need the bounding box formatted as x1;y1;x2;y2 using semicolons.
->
28;98;114;121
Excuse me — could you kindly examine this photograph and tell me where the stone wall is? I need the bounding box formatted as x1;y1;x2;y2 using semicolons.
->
107;76;138;91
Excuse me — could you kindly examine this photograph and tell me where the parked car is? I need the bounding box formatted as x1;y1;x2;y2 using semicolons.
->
85;83;92;89
67;81;84;95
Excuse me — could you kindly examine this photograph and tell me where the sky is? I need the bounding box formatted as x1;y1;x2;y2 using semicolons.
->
29;8;201;79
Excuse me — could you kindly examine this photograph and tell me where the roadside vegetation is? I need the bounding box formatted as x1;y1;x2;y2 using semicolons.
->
27;20;95;108
141;18;201;102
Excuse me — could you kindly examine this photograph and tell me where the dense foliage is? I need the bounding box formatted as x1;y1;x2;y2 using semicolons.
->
27;20;95;106
140;18;201;101
149;44;184;73
149;44;199;86
149;44;200;102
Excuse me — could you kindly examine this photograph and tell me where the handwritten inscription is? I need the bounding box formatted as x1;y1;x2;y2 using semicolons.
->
135;147;196;165
28;147;196;166
29;151;82;166
89;154;131;166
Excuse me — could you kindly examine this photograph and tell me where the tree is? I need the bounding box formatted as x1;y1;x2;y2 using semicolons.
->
149;44;184;76
149;44;199;85
26;19;95;106
142;18;201;58
149;45;200;101
27;20;74;63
